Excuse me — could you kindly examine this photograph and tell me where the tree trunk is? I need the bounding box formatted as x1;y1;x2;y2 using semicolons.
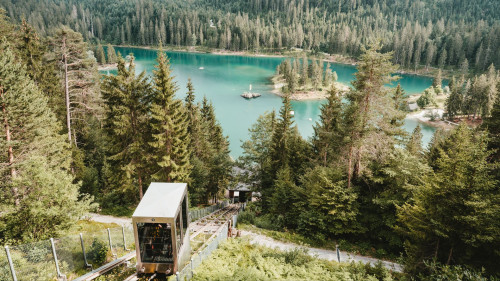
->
434;238;440;259
63;35;72;144
138;171;143;200
347;144;353;188
446;246;453;265
1;88;19;206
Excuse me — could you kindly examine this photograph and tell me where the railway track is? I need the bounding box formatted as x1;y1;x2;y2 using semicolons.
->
190;204;240;240
119;204;241;281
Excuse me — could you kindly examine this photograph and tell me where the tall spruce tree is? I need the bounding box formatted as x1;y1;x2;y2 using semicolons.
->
0;41;93;242
397;124;500;274
312;86;344;166
149;50;190;182
102;54;151;200
343;42;400;188
106;44;117;63
95;43;106;64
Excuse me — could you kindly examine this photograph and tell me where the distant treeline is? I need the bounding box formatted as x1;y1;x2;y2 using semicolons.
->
1;0;500;71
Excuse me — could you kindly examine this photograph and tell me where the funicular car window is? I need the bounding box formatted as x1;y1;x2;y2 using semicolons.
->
137;222;173;263
182;195;188;238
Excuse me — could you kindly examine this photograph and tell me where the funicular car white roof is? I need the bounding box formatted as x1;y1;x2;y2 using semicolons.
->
132;182;187;218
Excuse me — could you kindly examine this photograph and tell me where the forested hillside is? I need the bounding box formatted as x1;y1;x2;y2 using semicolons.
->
0;11;232;244
2;0;500;71
239;43;500;277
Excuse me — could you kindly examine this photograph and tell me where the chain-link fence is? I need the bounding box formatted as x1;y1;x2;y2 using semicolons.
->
1;224;135;281
173;222;229;281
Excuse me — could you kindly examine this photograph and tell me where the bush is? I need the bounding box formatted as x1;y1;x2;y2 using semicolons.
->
192;238;396;281
87;238;108;265
237;210;256;225
418;261;494;281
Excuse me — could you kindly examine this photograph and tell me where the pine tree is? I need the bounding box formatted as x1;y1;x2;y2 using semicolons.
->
102;54;151;200
95;43;106;64
446;77;463;119
149;50;190;182
344;42;400;188
0;40;93;242
482;94;500;163
397;124;500;274
107;44;117;63
312;86;343;166
406;125;423;157
51;27;101;146
271;94;294;171
432;69;442;91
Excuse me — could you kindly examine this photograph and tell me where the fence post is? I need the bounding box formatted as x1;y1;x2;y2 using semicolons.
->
107;228;116;259
50;238;63;278
190;258;194;278
80;233;91;269
336;244;340;262
122;226;129;251
4;246;17;281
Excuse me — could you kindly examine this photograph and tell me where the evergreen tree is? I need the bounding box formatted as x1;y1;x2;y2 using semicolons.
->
312;86;343;166
0;41;93;242
446;77;463;119
106;44;117;63
102;54;151;200
295;166;360;238
149;50;190;182
343;42;400;188
432;69;442;92
406;125;423;157
397;124;500;274
271;94;294;172
482;94;500;163
95;43;106;64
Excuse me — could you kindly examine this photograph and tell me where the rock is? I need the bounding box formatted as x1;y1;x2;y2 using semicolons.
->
241;92;261;99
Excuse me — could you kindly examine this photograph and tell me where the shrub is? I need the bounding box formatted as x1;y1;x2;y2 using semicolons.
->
237;210;256;225
87;238;108;265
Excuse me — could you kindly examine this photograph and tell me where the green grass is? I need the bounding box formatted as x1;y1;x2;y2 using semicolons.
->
65;220;120;236
192;238;400;281
238;224;399;261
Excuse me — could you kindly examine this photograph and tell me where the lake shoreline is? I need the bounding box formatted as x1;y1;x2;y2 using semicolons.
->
112;45;443;80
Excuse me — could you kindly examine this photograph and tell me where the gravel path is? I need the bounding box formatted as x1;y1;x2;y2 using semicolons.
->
88;213;402;272
240;230;403;272
88;213;132;226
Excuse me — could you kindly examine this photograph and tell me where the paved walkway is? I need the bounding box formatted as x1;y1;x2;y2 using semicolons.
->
240;230;403;272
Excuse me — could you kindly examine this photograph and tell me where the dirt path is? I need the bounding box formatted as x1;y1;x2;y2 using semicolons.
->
240;230;403;273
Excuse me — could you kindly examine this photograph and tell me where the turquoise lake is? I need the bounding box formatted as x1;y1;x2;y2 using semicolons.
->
108;47;437;157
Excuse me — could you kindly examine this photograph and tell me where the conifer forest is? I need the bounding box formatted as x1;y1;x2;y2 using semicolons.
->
0;0;499;280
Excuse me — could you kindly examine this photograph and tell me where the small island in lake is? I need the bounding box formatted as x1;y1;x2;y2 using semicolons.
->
272;57;349;100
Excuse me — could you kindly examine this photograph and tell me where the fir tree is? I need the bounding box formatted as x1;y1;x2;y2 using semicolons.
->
149;50;190;182
102;54;151;200
106;44;117;63
397;124;500;274
344;42;400;188
95;43;106;64
0;41;93;242
406;125;423;157
312;86;343;166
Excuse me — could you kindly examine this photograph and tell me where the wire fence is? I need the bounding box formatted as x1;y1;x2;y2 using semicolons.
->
1;224;135;281
173;222;230;281
189;200;230;222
